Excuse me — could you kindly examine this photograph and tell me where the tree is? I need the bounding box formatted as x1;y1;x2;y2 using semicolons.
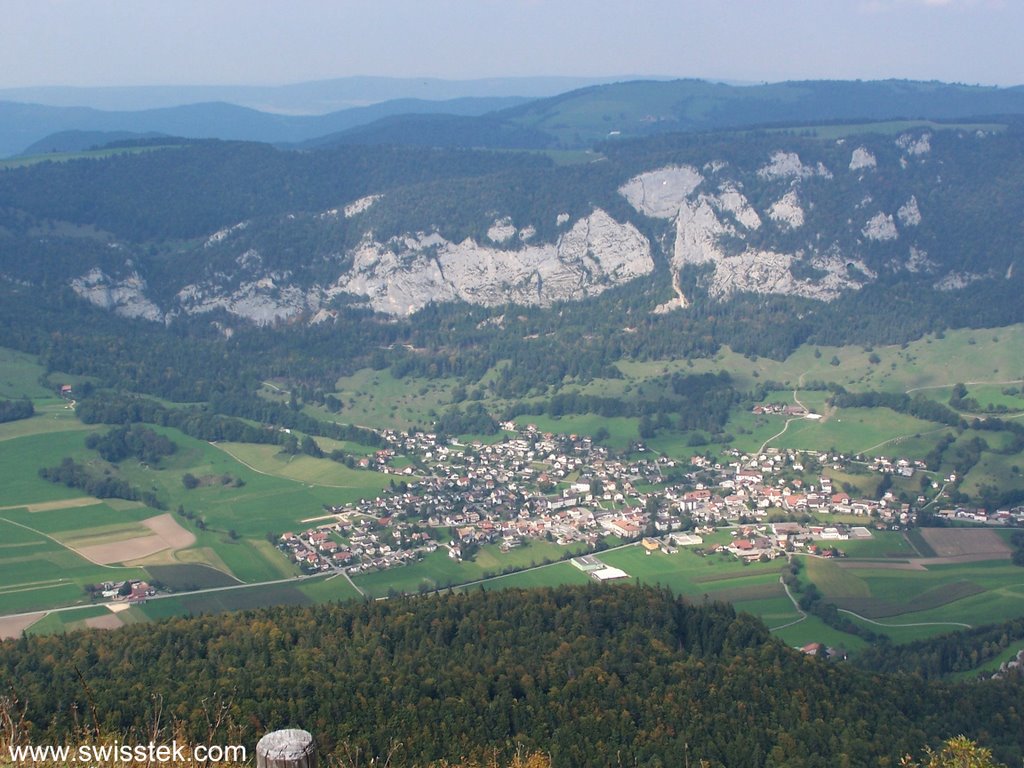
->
900;736;1007;768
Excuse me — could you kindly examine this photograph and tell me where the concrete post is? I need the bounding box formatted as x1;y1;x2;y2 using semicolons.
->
256;729;316;768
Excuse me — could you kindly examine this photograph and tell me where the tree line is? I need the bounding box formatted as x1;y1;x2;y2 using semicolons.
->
1;584;1021;767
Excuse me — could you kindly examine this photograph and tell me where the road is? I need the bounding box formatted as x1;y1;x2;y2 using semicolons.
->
770;573;808;632
836;607;971;630
0;543;644;627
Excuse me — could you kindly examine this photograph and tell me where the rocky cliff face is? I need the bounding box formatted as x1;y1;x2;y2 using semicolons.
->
332;209;652;315
70;268;165;322
619;159;872;302
64;128;1000;326
70;209;652;323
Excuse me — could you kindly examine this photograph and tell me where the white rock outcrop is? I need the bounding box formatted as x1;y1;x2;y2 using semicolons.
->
934;271;983;291
343;195;382;218
757;152;831;180
715;183;762;230
487;217;517;244
904;246;936;273
177;277;319;325
205;221;248;248
897;196;922;227
768;190;805;229
672;198;869;301
849;147;877;171
71;269;165;322
331;209;653;315
896;132;931;156
618;165;704;218
863;212;899;241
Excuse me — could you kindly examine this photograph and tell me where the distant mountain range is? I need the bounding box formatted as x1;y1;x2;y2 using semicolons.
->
0;75;639;113
4;77;1024;159
0;96;533;158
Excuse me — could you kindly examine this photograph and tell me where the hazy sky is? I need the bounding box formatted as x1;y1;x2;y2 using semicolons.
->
2;0;1021;88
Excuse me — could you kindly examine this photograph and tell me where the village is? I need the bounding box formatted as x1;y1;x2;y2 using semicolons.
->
276;420;1024;581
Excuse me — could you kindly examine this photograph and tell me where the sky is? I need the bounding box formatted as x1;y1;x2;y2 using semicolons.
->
1;0;1021;89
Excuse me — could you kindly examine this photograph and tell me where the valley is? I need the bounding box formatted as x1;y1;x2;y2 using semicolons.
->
2;324;1022;658
2;73;1024;765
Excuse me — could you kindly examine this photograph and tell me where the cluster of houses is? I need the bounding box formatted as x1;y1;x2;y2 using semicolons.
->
685;449;917;525
272;422;976;576
93;579;155;603
723;521;873;561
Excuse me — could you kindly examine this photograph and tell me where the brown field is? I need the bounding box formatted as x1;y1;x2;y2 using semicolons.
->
0;611;45;639
75;514;195;565
83;613;125;630
836;560;927;571
0;497;99;513
918;528;1012;559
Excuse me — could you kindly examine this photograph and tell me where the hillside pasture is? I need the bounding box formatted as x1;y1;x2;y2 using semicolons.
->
215;442;399;490
767;407;944;456
323;368;458;430
0;347;52;400
808;554;1024;639
0;430;102;507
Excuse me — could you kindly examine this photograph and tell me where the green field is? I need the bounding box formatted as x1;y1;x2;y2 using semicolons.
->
768;408;945;457
317;368;460;430
296;574;363;603
595;546;785;599
828;531;916;558
803;554;1024;642
137;582;313;619
0;515;148;614
0;144;180;169
0;430;101;507
146;564;239;591
618;326;1024;397
23;606;117;635
772;613;870;652
473;561;593;591
353;539;592;598
216;442;399;489
0;347;54;400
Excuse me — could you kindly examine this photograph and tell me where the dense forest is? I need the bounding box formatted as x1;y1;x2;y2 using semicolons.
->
1;585;1021;767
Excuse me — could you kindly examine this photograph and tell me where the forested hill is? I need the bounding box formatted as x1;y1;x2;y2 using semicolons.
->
2;585;1022;767
3;116;1024;337
495;78;1024;147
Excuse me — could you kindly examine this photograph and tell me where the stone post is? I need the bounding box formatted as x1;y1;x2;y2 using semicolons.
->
256;729;317;768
